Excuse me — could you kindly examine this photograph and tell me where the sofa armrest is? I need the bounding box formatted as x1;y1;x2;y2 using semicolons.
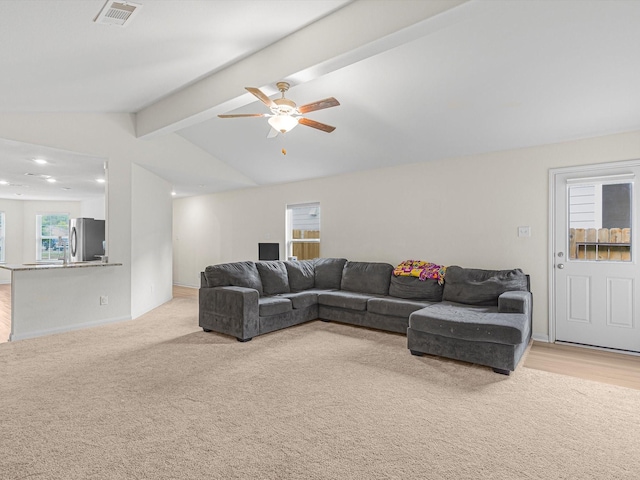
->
199;286;260;340
498;291;532;315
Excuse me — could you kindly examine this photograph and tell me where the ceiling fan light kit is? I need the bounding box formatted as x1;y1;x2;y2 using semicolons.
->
219;82;339;136
268;114;299;134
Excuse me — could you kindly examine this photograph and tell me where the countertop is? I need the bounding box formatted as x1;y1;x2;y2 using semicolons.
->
0;261;122;271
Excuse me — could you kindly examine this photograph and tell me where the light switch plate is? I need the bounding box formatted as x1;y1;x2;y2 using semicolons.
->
518;226;531;237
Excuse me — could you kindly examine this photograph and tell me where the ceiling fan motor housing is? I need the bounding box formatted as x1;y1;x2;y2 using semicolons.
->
272;98;297;115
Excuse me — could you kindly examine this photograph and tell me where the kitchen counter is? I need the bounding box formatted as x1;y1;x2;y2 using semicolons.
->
0;261;122;271
4;260;127;342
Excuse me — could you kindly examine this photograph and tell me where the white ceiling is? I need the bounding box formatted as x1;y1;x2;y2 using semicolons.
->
0;139;106;201
2;0;640;199
0;0;349;113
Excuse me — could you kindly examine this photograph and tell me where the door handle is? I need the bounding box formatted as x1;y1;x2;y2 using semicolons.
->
557;263;565;269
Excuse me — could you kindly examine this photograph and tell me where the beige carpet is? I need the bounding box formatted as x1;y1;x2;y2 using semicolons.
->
1;297;639;480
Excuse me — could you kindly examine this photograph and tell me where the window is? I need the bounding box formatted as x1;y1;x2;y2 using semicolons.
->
286;202;320;260
0;212;5;263
36;213;70;261
568;179;632;262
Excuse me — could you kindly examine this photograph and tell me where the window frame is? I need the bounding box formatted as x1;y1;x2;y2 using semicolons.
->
36;213;70;262
286;202;321;260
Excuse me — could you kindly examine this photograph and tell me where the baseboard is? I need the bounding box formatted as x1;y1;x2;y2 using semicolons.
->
532;333;550;343
9;315;132;342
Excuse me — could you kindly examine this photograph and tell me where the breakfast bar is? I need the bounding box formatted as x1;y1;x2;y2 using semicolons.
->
0;261;125;341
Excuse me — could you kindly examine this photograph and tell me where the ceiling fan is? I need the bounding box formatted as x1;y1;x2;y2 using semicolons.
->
218;82;340;136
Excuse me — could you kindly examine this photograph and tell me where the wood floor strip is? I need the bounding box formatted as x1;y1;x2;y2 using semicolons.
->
0;284;11;343
524;341;640;390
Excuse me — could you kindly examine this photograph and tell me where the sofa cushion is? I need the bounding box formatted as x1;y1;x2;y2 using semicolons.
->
284;260;316;291
317;291;372;311
314;258;347;289
409;303;528;345
341;261;394;295
256;261;290;295
388;276;444;302
258;297;292;316
367;297;432;318
204;261;263;295
442;266;528;306
279;291;318;310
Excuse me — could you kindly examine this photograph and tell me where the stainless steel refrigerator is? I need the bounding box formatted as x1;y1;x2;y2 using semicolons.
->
69;218;105;262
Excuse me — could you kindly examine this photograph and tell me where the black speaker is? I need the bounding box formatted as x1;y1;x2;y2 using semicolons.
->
258;243;279;261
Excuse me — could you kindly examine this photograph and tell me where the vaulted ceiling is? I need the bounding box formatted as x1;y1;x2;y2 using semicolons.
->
2;0;640;200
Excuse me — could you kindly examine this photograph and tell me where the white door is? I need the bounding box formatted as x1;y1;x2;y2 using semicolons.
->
553;163;640;353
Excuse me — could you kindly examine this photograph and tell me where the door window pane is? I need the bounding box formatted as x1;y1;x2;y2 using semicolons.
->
568;181;632;262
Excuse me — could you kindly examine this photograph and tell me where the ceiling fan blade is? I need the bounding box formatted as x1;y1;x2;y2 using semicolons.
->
298;97;340;114
246;87;277;109
218;113;267;118
298;117;336;133
267;127;279;139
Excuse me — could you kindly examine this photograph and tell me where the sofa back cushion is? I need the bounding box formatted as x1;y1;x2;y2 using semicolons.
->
442;265;528;306
204;261;264;295
256;261;290;295
388;276;444;302
314;258;348;290
341;261;393;295
284;260;316;292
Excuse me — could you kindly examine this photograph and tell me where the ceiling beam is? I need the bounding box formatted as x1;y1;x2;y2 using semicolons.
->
135;0;468;139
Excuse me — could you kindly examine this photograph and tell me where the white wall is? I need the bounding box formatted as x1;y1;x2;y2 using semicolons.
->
10;266;127;341
0;199;23;284
173;129;640;340
19;200;82;263
80;196;106;220
0;115;134;328
131;164;173;318
0;113;213;339
0;199;81;282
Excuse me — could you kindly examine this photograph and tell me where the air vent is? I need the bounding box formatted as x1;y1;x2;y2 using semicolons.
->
94;1;142;27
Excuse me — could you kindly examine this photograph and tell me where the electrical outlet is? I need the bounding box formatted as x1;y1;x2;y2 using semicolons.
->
518;226;531;237
100;295;108;305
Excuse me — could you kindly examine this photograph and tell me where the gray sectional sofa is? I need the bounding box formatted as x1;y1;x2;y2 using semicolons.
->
199;258;532;374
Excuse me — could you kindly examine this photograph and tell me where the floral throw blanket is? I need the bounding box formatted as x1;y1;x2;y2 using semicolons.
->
393;260;447;285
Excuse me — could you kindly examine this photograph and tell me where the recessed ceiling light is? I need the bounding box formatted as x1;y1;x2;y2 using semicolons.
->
171;191;176;196
33;158;48;165
96;178;106;184
0;180;8;185
46;178;57;183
